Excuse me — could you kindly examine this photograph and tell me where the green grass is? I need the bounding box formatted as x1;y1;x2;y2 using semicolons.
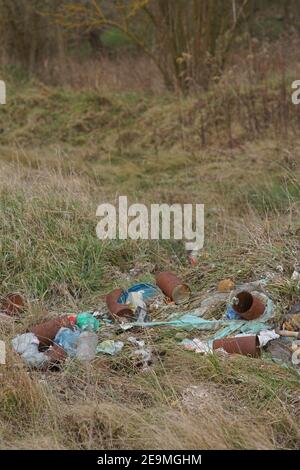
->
0;76;299;450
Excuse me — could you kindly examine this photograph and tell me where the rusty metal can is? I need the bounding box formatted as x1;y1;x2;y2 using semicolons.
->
232;291;265;320
155;271;191;304
213;335;260;357
29;316;71;347
106;288;134;319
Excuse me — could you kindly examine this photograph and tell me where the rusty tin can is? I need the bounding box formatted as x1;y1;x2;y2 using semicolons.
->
29;316;71;347
155;271;191;304
213;335;260;357
232;291;265;320
106;288;134;319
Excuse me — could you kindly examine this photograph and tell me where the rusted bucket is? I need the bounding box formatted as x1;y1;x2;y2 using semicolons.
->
155;271;191;304
106;288;134;319
29;316;72;347
232;291;265;320
213;335;260;357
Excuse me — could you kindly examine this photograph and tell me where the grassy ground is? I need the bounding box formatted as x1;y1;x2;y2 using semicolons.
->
0;78;299;449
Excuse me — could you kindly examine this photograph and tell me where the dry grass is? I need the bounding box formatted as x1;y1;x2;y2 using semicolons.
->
0;62;300;449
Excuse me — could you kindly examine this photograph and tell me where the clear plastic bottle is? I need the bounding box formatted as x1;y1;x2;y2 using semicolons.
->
76;330;98;361
54;327;80;357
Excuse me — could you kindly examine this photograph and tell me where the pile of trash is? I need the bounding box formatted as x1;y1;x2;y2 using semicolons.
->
1;269;299;372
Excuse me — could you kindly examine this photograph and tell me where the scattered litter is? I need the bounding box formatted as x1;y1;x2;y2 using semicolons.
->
127;291;149;323
181;338;211;354
127;336;145;348
7;266;295;372
257;329;280;347
119;283;161;304
76;331;98;361
155;271;191;304
190;292;228;318
225;304;240;320
276;329;299;338
12;333;49;369
291;269;300;281
267;339;293;366
188;250;199;266
96;339;124;356
276;265;284;274
106;288;134;319
54;327;80;358
291;341;300;365
0;340;6;365
218;279;235;293
231;291;265;320
76;312;100;332
122;296;275;341
131;348;153;369
29;316;74;347
213;335;260;357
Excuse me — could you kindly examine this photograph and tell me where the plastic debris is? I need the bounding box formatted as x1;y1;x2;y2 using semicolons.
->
181;338;211;354
131;348;152;368
257;329;280;347
0;340;5;365
54;327;80;358
121;296;275;341
267;339;293;366
225;305;240;320
190;292;228;318
12;333;49;369
119;283;161;304
96;339;124;356
291;341;300;365
291;269;300;281
127;291;149;323
127;336;145;348
76;331;98;361
76;312;100;332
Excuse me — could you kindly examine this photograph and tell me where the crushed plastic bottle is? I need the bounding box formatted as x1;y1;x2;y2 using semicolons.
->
54;327;80;357
76;331;98;361
76;312;100;332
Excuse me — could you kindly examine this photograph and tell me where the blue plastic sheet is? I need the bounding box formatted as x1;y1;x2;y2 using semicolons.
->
118;283;161;304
